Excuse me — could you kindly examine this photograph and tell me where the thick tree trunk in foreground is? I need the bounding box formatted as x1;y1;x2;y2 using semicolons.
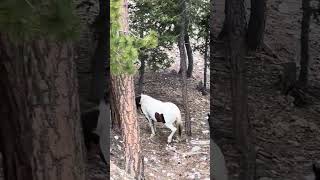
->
179;0;192;136
298;0;311;87
218;0;229;40
247;0;266;51
0;35;85;180
226;0;256;179
91;0;108;102
209;0;229;179
110;75;144;179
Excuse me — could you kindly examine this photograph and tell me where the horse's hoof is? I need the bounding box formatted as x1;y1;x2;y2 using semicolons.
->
149;134;155;139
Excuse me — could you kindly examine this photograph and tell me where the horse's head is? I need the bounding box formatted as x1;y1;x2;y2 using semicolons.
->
135;96;141;109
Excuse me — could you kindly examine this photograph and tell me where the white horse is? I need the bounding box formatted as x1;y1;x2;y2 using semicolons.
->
135;94;183;143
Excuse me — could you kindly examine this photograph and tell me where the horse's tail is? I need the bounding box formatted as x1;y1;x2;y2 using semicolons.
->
176;112;182;137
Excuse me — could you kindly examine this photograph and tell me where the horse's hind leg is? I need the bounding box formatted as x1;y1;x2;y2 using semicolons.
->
165;123;177;143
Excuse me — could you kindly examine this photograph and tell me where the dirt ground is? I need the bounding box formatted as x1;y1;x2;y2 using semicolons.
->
1;0;319;180
110;70;211;180
109;0;320;179
209;0;320;180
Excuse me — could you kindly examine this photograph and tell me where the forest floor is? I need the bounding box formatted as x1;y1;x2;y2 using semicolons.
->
90;0;320;179
210;0;320;180
2;0;320;180
110;67;211;180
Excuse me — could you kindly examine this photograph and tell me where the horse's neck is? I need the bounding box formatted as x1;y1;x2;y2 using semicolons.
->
142;95;162;105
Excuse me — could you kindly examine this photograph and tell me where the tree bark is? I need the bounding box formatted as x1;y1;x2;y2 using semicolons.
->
179;0;193;78
110;90;121;130
203;31;209;91
0;35;85;180
209;0;229;179
226;0;256;179
137;25;146;95
185;32;194;78
137;57;145;95
90;0;108;103
298;0;311;87
218;0;229;40
110;0;144;178
247;0;267;51
178;0;192;136
110;75;144;179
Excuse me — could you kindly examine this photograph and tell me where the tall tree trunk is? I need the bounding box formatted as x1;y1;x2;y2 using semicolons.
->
179;0;193;78
110;0;144;178
0;35;85;180
178;0;192;136
226;0;256;179
137;57;145;95
137;26;146;95
90;0;108;103
298;0;311;87
247;0;267;51
218;0;229;40
203;31;209;91
185;32;194;78
209;1;229;179
110;91;121;130
110;75;144;179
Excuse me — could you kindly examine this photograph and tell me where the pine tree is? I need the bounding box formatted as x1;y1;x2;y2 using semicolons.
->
111;0;157;178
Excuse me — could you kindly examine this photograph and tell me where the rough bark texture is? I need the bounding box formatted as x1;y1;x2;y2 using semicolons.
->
0;35;85;180
110;75;144;179
110;92;121;130
247;0;267;51
218;0;229;40
179;0;192;136
110;0;144;178
90;0;109;103
74;0;99;111
185;33;194;78
179;0;193;78
298;0;311;87
226;0;256;179
203;32;209;92
90;1;110;173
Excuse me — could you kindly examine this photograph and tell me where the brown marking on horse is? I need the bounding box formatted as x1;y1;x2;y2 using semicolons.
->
155;112;166;123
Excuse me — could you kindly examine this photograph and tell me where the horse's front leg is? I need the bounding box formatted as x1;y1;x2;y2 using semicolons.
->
148;118;156;138
152;120;156;133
